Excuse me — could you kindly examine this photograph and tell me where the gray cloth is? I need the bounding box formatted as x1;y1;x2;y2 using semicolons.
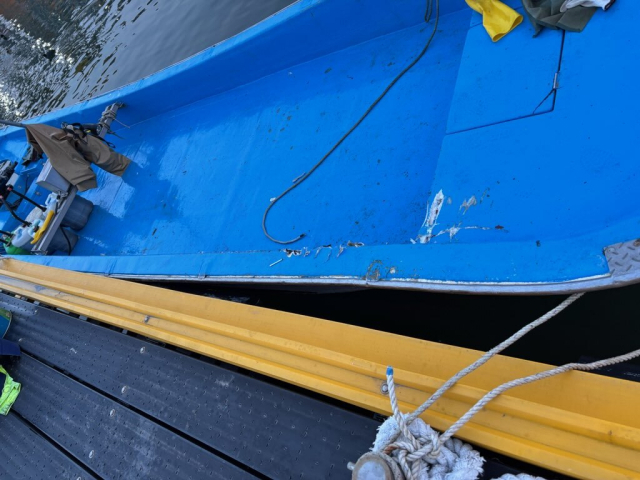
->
25;124;131;191
521;0;597;35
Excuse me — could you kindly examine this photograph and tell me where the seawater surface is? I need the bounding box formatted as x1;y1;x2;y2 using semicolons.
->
0;0;295;120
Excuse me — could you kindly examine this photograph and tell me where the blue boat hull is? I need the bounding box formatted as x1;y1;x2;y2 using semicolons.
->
0;0;638;293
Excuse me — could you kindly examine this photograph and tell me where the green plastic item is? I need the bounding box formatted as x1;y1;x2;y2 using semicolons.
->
0;365;20;415
4;244;32;255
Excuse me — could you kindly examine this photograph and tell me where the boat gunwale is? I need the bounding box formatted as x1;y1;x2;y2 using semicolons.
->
108;270;628;295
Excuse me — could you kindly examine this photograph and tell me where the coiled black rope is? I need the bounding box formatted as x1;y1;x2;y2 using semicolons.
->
262;0;440;244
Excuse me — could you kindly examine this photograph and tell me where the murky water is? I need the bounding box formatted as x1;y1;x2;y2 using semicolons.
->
0;0;294;121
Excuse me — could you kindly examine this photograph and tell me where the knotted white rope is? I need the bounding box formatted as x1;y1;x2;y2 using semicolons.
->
366;416;544;480
352;293;640;480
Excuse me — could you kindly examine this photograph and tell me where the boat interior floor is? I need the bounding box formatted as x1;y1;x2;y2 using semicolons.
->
0;0;637;292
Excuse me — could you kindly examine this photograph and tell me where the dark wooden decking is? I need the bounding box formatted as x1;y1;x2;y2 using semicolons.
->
0;292;568;479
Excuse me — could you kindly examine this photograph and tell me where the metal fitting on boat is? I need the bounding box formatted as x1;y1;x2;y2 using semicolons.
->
350;453;394;480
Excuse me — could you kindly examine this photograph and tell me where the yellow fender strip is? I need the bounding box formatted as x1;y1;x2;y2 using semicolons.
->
30;210;55;244
0;258;637;480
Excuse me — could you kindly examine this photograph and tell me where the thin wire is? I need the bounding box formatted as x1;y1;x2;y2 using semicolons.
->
262;0;441;244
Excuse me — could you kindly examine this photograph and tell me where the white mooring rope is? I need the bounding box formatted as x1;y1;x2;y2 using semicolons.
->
351;293;640;480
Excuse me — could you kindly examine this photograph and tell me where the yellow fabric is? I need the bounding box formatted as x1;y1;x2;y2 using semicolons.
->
30;210;55;244
465;0;523;41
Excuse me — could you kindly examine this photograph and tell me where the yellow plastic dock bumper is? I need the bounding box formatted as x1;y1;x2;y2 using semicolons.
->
0;258;637;480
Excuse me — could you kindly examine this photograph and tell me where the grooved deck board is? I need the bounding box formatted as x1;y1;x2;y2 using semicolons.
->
3;293;378;479
0;412;94;480
8;354;254;480
0;293;567;480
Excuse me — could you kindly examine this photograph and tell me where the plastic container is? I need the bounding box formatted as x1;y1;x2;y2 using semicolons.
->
49;228;78;254
11;226;34;250
4;244;32;255
36;160;71;193
61;195;94;231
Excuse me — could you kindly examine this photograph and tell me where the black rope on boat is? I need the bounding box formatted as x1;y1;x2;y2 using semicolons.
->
262;0;440;245
6;187;46;212
61;228;72;255
0;197;31;226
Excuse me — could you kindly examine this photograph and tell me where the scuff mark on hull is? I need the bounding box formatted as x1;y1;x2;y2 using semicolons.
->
460;195;477;214
417;189;445;244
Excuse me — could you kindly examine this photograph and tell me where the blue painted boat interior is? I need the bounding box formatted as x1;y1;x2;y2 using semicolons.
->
0;0;637;292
